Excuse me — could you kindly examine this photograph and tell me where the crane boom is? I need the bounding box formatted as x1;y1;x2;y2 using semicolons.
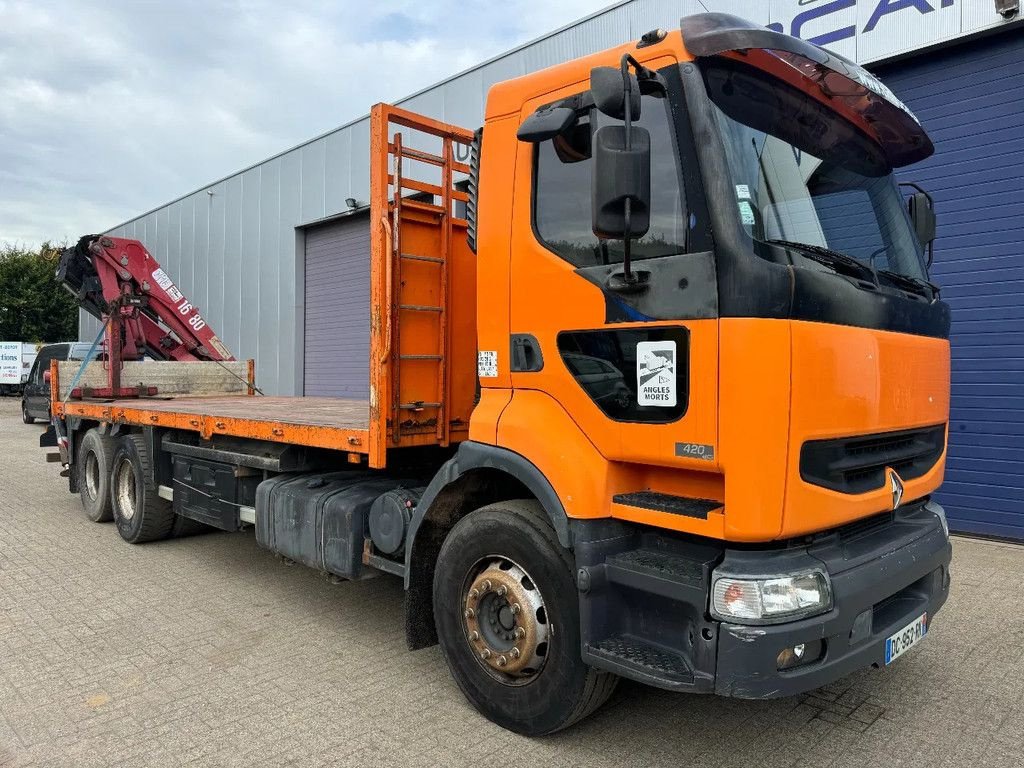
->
57;234;234;397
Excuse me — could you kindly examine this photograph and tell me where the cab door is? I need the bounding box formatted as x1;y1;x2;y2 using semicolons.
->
505;63;720;486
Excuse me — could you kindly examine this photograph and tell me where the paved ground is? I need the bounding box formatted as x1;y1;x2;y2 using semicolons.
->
1;398;1023;767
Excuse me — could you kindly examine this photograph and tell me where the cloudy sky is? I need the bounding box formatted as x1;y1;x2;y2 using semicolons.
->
0;0;603;247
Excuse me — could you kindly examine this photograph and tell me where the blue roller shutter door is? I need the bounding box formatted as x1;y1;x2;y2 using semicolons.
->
876;30;1024;539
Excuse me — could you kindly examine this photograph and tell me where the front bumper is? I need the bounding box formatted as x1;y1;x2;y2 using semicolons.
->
714;500;951;698
574;499;951;698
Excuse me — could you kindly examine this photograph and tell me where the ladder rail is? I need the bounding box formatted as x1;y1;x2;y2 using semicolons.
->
370;102;474;462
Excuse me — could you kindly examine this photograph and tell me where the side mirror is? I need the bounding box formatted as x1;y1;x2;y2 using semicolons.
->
590;66;640;121
516;106;576;143
591;125;651;240
907;191;936;246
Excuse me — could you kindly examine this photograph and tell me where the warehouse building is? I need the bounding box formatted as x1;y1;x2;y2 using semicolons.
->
91;0;1024;538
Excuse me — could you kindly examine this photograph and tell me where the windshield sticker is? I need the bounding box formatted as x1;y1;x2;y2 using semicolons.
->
636;341;676;407
738;200;756;226
477;351;498;378
735;184;750;199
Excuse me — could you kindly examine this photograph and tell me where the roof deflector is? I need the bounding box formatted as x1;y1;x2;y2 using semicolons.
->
680;13;934;167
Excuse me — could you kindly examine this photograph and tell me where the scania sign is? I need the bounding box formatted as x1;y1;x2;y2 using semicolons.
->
750;0;1014;64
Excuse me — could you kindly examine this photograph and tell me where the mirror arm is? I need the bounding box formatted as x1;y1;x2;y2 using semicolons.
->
620;54;636;284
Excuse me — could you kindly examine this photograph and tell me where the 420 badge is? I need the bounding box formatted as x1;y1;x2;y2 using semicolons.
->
636;341;676;407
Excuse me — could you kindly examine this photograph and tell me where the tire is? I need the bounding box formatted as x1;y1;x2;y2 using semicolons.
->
21;402;34;424
110;434;175;543
433;499;618;736
77;429;116;522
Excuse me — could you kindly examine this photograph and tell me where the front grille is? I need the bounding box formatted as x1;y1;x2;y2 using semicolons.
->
800;424;945;494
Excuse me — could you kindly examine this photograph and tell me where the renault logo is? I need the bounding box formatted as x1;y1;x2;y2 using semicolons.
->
886;467;905;510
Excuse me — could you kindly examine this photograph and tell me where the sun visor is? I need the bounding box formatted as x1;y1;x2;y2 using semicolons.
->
680;13;933;167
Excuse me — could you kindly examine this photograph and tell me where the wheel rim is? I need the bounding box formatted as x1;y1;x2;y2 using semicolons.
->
85;451;100;501
114;457;138;521
462;557;550;685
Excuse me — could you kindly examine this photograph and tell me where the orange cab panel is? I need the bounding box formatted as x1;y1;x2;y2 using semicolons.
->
782;321;950;537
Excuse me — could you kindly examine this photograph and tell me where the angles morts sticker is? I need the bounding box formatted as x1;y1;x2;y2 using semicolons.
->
636;340;676;407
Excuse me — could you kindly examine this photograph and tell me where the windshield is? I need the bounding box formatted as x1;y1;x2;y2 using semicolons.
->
700;58;927;281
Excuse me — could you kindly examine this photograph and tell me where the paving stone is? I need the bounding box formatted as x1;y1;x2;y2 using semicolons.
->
1;399;1023;766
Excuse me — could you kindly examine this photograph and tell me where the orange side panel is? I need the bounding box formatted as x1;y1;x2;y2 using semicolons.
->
718;318;792;541
497;389;727;538
469;388;511;446
473;113;518;395
486;31;693;120
496;389;609;521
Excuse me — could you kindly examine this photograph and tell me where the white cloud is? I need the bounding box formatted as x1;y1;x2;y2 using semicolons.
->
0;0;605;246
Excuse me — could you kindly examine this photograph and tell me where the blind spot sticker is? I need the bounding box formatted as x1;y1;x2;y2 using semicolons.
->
478;351;498;378
637;341;676;407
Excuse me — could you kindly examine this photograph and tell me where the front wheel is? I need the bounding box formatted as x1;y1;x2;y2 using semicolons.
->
21;402;34;424
433;500;617;736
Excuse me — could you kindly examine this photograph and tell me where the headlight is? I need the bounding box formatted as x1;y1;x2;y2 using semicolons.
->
711;571;832;624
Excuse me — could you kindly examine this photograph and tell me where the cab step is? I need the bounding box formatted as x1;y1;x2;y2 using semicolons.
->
611;491;721;519
586;634;694;686
605;548;707;600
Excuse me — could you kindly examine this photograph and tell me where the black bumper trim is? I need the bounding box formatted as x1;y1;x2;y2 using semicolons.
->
574;500;952;697
714;502;951;698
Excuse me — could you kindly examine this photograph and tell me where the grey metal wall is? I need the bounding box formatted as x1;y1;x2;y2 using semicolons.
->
88;0;1021;394
302;214;371;398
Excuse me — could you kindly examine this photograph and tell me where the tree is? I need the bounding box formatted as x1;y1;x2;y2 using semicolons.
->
0;242;79;343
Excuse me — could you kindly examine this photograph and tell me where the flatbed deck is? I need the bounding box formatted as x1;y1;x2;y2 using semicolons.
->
57;395;373;455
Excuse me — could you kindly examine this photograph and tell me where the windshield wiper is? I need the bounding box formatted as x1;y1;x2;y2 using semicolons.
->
761;239;878;283
877;269;940;298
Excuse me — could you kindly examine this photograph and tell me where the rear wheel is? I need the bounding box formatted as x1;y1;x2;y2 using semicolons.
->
77;429;116;522
21;401;33;424
433;500;617;736
111;434;174;543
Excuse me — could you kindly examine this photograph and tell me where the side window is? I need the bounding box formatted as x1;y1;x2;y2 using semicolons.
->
37;345;70;383
558;327;689;423
534;93;688;268
32;350;53;384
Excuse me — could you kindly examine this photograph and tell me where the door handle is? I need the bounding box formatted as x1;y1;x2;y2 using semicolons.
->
510;335;544;372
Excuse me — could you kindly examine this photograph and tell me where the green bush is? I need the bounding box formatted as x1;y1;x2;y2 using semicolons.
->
0;242;79;343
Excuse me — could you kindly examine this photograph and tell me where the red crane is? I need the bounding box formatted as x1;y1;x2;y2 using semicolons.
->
57;235;234;398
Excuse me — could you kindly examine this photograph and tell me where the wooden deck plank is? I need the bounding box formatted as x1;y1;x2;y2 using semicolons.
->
95;395;371;431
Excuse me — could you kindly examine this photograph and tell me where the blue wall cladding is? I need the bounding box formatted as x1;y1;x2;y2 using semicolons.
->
876;29;1024;539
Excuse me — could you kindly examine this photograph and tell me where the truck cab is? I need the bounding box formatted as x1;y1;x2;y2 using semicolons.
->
449;12;950;717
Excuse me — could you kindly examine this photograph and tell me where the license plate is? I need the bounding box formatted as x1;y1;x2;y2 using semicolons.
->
885;612;927;665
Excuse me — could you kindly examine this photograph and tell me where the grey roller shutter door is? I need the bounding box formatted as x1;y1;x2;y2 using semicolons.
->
303;214;371;398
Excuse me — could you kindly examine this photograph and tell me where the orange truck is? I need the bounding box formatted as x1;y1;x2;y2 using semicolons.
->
43;14;952;735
